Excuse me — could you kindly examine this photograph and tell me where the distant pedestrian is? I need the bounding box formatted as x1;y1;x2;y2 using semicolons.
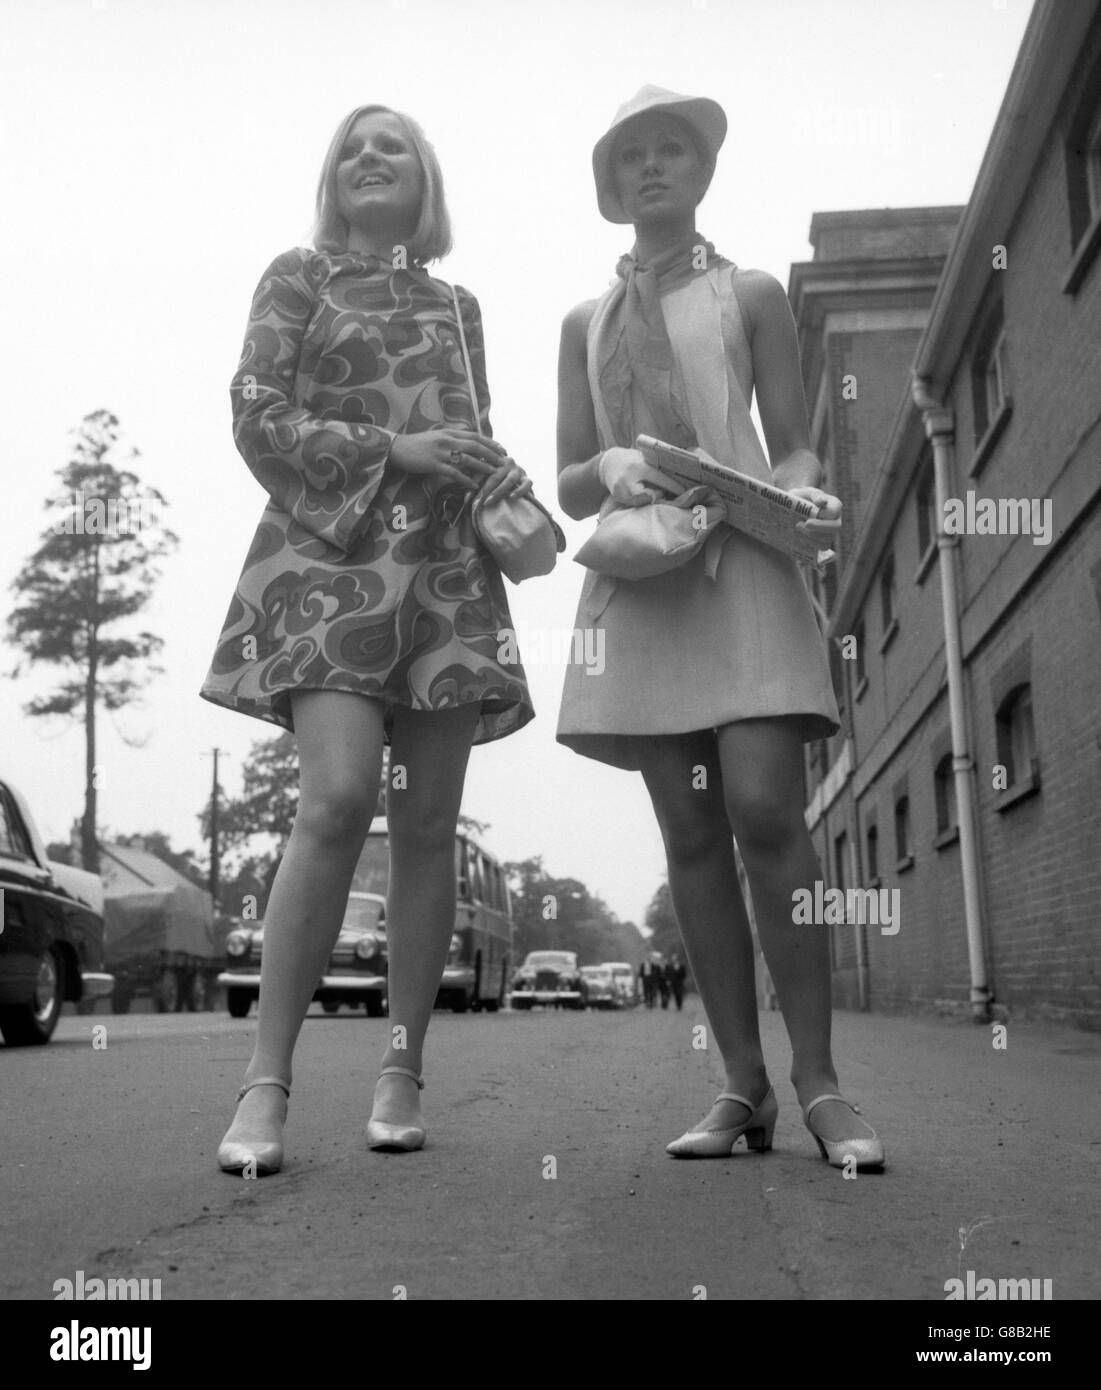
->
640;959;655;1008
668;956;686;1010
656;960;670;1009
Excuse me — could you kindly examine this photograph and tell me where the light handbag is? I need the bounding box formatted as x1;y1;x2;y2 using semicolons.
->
573;482;728;579
451;285;565;583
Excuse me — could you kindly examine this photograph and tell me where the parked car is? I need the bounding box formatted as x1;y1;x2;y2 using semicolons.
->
510;950;583;1010
602;961;638;1007
580;964;617;1009
0;777;114;1045
218;891;388;1018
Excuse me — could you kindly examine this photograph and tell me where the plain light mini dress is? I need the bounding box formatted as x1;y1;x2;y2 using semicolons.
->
556;265;840;770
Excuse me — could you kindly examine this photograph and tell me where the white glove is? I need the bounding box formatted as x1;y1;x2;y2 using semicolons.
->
598;448;675;507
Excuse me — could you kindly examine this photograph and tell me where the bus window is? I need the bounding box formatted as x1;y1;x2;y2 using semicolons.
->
352;829;390;896
488;861;503;913
456;839;470;899
469;848;485;904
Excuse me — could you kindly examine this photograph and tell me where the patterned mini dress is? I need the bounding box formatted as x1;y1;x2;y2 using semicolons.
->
199;247;533;744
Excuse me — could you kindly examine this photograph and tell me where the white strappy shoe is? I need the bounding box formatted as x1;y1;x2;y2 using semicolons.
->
217;1076;291;1175
666;1085;778;1158
366;1066;426;1152
802;1093;885;1170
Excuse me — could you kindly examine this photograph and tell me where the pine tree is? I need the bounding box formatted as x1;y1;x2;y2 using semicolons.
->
6;410;178;873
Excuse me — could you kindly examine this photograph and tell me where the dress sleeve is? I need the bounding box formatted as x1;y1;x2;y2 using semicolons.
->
454;285;494;438
230;248;396;553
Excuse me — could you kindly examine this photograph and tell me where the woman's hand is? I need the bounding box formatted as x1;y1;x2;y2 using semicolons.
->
787;484;843;539
476;455;535;507
598;447;676;507
389;429;507;488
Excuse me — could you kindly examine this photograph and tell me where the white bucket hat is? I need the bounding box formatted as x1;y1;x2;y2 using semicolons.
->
592;84;728;224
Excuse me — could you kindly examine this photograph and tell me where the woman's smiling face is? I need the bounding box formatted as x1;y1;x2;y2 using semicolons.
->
612;113;711;225
334;111;425;235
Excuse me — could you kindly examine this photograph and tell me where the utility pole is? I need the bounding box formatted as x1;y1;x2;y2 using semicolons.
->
201;749;228;909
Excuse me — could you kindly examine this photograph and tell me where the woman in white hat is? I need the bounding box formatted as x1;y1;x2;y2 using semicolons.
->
204;104;535;1172
556;86;884;1168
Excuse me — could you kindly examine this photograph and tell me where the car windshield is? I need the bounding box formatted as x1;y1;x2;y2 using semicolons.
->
342;895;385;932
526;953;574;967
351;832;389;896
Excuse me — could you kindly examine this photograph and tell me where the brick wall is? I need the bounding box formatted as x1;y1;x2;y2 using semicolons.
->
802;23;1101;1028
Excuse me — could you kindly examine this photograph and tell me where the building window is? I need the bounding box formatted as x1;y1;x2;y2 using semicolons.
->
894;795;912;869
832;830;848;964
865;822;879;884
823;561;838;615
854;616;866;692
1087;103;1101;218
996;684;1038;791
829;640;845;718
971;303;1008;442
934;761;956;834
879;553;898;650
916;447;936;565
1066;55;1101;245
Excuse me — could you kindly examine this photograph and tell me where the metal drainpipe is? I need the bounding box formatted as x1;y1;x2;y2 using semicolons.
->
849;812;869;1011
912;376;992;1021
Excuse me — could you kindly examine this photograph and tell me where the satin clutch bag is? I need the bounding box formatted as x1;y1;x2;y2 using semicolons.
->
472;491;565;584
573;485;727;579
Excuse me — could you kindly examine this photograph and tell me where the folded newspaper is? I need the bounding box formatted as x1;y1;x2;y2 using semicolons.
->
635;434;835;571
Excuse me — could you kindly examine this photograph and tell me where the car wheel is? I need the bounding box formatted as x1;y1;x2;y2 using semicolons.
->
364;994;385;1018
227;988;252;1019
188;971;210;1013
484;998;499;1013
0;945;66;1046
112;989;132;1015
155;968;180;1014
322;1001;339;1014
451;990;469;1014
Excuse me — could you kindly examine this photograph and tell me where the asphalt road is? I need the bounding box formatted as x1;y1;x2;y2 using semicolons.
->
1;998;1097;1301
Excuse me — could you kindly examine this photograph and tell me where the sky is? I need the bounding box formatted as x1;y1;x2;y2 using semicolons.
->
0;0;1033;927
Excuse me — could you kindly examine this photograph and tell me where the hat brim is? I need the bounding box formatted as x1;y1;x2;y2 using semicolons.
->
593;95;727;224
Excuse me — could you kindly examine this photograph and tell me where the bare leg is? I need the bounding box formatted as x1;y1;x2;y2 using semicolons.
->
717;718;872;1142
220;691;385;1147
637;733;769;1130
369;702;482;1129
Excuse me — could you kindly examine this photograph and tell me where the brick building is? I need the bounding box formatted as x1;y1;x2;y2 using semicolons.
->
790;0;1101;1028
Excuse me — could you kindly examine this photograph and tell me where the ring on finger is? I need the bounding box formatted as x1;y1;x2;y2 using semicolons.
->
449;449;463;465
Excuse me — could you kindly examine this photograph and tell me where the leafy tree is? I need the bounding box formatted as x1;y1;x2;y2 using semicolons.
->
199;731;300;858
198;736;490;917
504;856;641;964
6;410;178;873
644;880;681;961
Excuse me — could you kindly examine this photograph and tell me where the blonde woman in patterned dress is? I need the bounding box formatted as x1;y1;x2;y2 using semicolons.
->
202;105;534;1171
556;88;885;1169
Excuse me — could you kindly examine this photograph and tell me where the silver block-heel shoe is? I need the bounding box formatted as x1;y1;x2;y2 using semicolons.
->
666;1085;778;1158
802;1093;885;1170
217;1076;290;1175
366;1065;425;1152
